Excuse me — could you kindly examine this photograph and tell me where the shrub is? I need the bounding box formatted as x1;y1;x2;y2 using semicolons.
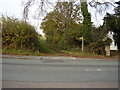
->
2;16;41;51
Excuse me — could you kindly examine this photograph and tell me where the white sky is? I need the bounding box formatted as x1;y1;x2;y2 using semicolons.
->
0;0;23;19
0;0;119;35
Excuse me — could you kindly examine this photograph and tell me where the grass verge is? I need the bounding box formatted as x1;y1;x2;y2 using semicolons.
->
2;49;110;59
2;49;47;56
60;50;107;58
61;50;96;55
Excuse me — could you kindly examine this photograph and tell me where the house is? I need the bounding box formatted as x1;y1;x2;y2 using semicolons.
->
107;31;118;50
107;31;118;56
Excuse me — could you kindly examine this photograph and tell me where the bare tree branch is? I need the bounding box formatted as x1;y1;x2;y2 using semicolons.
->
88;1;115;14
23;0;55;21
23;0;35;21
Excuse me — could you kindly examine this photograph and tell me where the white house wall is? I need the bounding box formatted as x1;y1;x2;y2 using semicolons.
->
107;31;118;50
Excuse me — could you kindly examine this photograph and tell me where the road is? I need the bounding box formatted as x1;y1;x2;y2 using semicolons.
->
1;55;118;88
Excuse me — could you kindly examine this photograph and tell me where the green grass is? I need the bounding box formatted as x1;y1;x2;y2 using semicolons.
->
38;38;55;53
61;50;98;56
2;49;46;56
2;49;105;58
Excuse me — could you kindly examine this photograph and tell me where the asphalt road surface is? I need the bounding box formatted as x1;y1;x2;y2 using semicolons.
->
1;55;118;88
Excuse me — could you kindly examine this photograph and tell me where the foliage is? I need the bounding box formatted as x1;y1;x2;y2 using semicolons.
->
41;2;112;55
88;1;120;51
38;38;55;53
89;25;112;55
2;16;52;52
89;39;111;55
41;2;82;50
81;2;93;44
104;3;120;51
80;2;113;55
91;25;108;42
2;49;45;55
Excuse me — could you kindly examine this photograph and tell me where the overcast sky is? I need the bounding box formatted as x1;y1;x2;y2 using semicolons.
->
0;0;119;35
0;0;23;19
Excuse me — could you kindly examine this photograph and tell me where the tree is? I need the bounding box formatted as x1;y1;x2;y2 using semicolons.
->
88;1;120;51
23;0;116;21
90;25;111;55
81;2;92;45
23;0;118;54
23;0;54;21
81;2;113;54
104;1;120;51
41;2;82;50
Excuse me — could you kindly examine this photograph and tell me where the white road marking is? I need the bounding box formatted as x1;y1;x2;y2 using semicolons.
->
97;69;102;71
71;58;77;60
85;68;104;71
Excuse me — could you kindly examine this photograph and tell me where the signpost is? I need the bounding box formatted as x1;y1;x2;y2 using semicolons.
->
80;37;84;52
76;36;84;52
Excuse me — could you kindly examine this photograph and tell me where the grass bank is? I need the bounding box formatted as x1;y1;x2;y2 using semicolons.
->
2;49;47;56
2;48;109;59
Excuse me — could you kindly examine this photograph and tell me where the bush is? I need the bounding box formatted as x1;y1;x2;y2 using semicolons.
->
87;36;112;55
2;16;42;51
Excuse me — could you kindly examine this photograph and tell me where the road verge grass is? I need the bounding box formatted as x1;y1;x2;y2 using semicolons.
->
2;49;46;56
60;50;107;58
2;49;112;59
